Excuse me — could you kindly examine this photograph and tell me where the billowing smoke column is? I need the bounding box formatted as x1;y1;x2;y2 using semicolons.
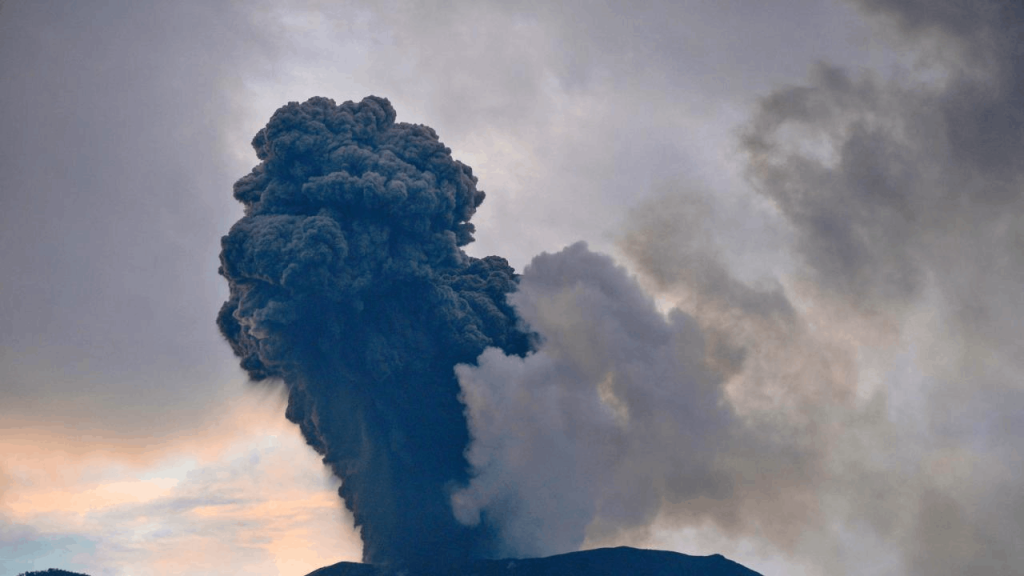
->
217;96;532;567
451;242;736;559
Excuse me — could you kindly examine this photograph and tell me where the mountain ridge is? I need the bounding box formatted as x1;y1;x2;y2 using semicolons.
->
17;545;764;576
306;546;763;576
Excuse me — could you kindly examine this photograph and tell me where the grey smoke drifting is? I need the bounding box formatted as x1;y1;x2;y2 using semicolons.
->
742;0;1024;316
453;243;734;558
217;96;531;567
452;1;1024;573
458;222;858;567
585;1;1024;574
732;2;1024;573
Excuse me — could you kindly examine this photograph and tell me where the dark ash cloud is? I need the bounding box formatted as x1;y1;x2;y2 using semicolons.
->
217;96;532;567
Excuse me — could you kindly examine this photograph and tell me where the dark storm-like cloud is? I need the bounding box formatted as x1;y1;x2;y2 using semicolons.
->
742;0;1024;314
714;0;1024;573
740;0;1024;455
217;96;531;567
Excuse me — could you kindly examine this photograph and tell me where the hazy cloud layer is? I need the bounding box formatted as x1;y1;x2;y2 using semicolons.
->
0;0;255;437
612;0;1024;574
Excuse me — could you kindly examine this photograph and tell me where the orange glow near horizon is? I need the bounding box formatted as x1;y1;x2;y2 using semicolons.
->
0;386;362;576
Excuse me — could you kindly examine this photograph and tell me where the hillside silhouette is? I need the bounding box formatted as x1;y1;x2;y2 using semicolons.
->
21;546;763;576
306;546;763;576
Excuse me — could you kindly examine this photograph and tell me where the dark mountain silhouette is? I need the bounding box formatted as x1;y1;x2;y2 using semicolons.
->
19;545;765;569
306;546;763;576
20;546;762;575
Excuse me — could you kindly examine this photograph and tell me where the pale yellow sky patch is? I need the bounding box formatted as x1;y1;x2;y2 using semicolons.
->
1;380;362;575
5;477;179;519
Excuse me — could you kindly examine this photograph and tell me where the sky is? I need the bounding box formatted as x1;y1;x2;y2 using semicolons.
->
1;1;1021;575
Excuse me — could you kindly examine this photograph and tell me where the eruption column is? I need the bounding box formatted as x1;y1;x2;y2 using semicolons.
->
217;96;531;567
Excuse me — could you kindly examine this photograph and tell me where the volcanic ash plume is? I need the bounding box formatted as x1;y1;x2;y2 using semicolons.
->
217;96;532;567
451;243;736;558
